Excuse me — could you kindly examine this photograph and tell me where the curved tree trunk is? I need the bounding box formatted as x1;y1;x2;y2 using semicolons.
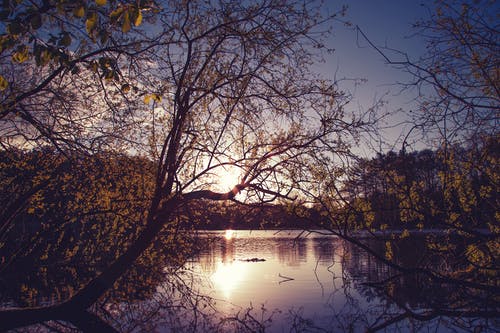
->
0;199;172;332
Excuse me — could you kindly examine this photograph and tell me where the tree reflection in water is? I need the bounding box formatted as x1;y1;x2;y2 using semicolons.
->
1;231;498;332
342;237;499;333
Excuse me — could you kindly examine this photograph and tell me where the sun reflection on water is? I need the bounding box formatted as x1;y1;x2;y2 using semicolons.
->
211;260;248;299
224;229;234;240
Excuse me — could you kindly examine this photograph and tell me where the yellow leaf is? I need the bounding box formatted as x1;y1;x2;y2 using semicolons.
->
74;6;85;18
86;12;98;36
143;94;161;104
385;241;393;260
134;10;142;26
0;75;8;91
122;11;131;33
95;0;107;6
121;84;131;93
153;94;161;103
110;7;124;20
12;47;29;63
400;229;410;239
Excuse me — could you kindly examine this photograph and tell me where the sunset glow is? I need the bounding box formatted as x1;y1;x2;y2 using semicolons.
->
1;0;495;331
215;165;242;192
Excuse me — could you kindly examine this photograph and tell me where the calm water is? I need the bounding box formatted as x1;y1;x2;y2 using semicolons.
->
1;230;497;332
176;230;496;332
189;230;356;322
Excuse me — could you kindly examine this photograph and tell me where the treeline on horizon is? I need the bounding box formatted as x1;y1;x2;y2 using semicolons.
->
341;135;498;233
1;132;497;236
0;134;497;306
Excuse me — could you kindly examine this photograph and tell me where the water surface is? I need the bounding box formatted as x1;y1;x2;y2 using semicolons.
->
180;230;496;332
1;229;496;332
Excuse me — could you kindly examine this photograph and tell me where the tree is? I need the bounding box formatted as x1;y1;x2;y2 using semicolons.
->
0;0;157;151
298;0;500;329
411;0;498;143
0;0;161;239
0;1;363;331
376;0;499;145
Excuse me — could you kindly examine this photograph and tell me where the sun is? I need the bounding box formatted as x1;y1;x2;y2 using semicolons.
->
215;165;242;192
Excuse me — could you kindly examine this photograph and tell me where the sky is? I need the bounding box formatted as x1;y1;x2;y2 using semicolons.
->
322;1;432;154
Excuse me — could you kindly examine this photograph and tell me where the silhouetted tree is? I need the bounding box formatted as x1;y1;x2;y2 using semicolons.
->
0;1;364;331
297;1;499;329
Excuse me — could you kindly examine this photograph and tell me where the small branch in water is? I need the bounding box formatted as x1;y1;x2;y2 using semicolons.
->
278;273;295;284
239;257;266;262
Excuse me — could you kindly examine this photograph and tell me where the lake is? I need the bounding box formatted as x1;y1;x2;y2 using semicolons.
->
171;230;496;332
0;229;497;332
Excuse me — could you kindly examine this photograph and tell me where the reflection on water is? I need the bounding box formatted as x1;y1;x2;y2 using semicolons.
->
186;231;355;330
211;260;248;298
190;231;349;322
1;230;497;332
224;229;235;240
186;230;497;332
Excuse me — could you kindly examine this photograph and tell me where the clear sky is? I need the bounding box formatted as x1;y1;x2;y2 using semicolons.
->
323;1;432;153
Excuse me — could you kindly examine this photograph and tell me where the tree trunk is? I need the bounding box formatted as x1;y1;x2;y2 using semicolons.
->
0;200;173;331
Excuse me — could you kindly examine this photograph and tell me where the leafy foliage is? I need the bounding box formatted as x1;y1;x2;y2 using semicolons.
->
313;135;499;300
0;1;360;331
0;149;155;305
406;0;499;143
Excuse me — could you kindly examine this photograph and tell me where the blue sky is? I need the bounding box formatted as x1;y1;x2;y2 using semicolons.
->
323;1;432;153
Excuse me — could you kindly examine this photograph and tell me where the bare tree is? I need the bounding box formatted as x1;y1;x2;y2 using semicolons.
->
356;0;498;145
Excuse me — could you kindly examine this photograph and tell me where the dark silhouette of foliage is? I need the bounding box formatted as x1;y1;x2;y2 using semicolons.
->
0;1;359;331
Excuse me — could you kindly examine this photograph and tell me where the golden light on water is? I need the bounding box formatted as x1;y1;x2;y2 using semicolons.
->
224;229;234;240
211;261;248;298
